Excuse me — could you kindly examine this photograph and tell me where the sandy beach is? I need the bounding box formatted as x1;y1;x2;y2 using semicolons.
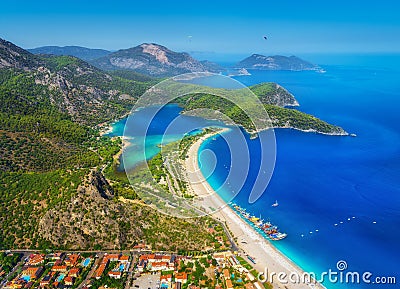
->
185;130;325;289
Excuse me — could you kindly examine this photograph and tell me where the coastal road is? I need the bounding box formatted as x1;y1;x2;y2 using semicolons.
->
215;218;239;252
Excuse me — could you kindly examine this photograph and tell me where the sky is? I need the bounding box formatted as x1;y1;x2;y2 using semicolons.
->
1;0;400;56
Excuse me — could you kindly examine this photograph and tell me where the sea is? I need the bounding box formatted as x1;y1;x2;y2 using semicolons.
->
108;54;400;288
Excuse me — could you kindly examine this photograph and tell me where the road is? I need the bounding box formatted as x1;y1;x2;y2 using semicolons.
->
0;252;29;289
124;254;136;289
215;218;239;252
77;252;104;289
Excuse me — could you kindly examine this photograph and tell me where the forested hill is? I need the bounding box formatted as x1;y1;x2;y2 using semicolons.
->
0;38;226;251
0;38;151;126
175;83;347;136
28;45;112;61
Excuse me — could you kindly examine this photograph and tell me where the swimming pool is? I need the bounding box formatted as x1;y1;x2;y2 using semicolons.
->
119;263;125;271
21;275;31;282
82;258;91;267
57;273;65;282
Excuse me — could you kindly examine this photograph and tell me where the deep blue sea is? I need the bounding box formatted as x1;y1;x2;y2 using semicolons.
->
110;54;400;288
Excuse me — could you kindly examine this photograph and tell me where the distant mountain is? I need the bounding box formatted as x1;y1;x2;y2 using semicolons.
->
236;54;320;71
28;46;112;61
0;38;143;126
90;43;223;76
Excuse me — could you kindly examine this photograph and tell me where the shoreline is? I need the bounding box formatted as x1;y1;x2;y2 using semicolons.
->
185;129;326;289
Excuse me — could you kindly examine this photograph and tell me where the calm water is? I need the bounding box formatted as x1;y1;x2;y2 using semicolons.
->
107;104;222;171
112;55;400;288
199;59;400;288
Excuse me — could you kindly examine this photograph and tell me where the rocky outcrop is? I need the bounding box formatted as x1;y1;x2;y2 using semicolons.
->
38;171;142;249
0;38;40;70
91;43;223;76
249;82;299;107
37;170;217;251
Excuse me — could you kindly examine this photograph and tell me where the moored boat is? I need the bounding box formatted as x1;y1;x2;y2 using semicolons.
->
229;203;287;241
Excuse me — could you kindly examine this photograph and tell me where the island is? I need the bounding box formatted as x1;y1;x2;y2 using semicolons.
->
236;54;323;72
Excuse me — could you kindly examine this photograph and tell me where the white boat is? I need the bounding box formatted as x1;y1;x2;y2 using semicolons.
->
272;200;279;207
270;232;287;241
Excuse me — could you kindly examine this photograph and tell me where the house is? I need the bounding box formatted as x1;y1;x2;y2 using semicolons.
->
245;283;256;289
143;254;156;262
213;253;226;262
68;268;80;277
160;274;172;282
64;276;74;286
47;252;64;261
150;261;169;271
95;264;106;279
95;255;111;279
119;255;129;263
174;272;187;284
207;227;216;234
27;254;44;266
223;269;230;280
161;255;171;262
225;280;234;289
51;265;67;272
108;271;121;279
105;254;119;262
133;244;147;250
65;254;79;267
23;267;43;279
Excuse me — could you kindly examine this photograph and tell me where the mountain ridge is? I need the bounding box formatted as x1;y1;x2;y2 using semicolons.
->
28;45;112;61
0;38;145;126
90;43;223;76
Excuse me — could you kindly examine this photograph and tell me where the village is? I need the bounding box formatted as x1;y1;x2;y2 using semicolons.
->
0;246;271;289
